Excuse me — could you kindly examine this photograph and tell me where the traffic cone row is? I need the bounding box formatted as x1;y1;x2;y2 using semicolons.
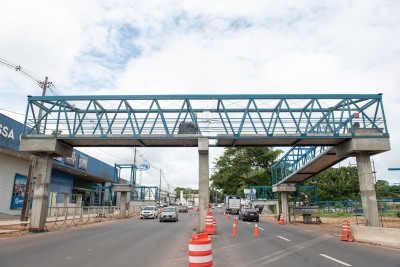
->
340;220;354;242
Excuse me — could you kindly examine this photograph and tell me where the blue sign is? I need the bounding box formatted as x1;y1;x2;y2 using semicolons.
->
136;163;150;171
0;113;25;151
10;173;34;209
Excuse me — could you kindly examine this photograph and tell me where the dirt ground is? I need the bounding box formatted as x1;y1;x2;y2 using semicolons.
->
0;216;137;239
263;214;400;235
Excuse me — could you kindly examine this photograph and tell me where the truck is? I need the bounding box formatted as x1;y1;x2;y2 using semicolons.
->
225;195;241;215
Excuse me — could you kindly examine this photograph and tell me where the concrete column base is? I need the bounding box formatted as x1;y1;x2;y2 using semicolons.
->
29;154;53;232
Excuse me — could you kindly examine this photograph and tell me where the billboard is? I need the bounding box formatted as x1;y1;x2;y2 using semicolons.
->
78;154;88;170
10;173;34;209
65;151;76;166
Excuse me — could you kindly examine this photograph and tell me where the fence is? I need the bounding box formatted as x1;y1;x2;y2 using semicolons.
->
44;204;142;230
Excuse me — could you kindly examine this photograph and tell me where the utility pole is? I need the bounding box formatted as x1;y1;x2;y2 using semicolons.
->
132;147;137;185
20;77;48;223
158;169;162;207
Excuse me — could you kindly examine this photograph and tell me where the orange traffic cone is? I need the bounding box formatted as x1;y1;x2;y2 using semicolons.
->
253;224;260;236
227;214;231;220
278;213;285;225
231;223;237;236
341;220;354;242
235;217;239;225
190;210;192;217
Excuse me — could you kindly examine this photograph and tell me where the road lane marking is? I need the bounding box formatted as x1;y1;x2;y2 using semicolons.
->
258;227;265;231
240;234;332;267
246;222;251;225
277;236;290;241
320;254;352;266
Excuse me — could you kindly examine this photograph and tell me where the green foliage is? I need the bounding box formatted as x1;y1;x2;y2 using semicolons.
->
174;187;199;200
311;166;360;200
210;147;281;197
376;180;400;199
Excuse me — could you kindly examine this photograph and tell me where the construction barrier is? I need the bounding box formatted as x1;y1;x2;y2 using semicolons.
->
253;224;260;236
188;233;213;267
341;220;354;242
204;212;215;235
278;213;285;225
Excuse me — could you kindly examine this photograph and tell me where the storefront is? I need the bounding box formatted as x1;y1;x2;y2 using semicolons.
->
0;113;116;215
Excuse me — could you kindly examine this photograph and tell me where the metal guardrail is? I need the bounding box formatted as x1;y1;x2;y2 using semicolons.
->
44;205;143;229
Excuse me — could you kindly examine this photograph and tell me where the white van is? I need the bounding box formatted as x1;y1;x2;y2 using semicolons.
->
140;206;159;219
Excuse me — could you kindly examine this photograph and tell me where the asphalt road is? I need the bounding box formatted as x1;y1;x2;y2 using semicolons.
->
0;209;399;267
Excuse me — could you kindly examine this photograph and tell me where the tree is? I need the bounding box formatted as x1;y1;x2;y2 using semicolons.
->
312;166;360;200
210;147;281;197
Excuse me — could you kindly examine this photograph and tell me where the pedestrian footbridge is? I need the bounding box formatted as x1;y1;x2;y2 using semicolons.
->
19;94;390;231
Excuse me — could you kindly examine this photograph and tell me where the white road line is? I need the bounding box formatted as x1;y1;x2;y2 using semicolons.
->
246;222;251;225
258;227;265;231
320;254;352;266
277;236;290;241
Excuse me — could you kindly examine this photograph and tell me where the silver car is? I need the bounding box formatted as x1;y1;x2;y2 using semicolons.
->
159;207;178;222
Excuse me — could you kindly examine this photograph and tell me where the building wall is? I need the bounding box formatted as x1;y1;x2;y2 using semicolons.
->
0;113;119;215
0;153;29;215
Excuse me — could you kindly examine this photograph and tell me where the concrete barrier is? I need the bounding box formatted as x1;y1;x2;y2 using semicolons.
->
351;225;400;248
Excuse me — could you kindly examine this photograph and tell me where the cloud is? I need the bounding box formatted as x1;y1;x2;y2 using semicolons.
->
1;0;399;187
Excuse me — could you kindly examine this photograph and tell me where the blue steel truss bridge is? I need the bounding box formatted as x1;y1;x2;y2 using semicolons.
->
21;94;389;186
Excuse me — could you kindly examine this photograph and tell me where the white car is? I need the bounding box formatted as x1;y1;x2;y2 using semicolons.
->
140;206;159;219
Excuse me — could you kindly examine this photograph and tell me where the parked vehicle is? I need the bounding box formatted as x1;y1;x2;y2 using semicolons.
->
178;205;188;212
159;207;179;222
225;195;241;215
140;206;159;219
239;208;259;222
217;204;222;208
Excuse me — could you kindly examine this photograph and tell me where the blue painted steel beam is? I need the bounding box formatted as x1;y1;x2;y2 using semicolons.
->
22;94;389;140
271;146;331;184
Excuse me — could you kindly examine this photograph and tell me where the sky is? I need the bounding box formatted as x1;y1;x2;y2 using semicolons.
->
0;0;399;190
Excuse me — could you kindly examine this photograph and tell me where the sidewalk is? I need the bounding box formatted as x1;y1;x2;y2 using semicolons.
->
0;213;25;234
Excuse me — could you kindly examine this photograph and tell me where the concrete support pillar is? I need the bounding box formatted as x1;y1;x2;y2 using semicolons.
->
76;195;82;207
273;184;296;224
356;152;380;227
198;138;209;233
29;154;53;232
281;192;289;223
120;192;127;219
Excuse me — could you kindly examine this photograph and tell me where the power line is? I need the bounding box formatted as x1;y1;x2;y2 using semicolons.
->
0;56;61;96
0;107;25;116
